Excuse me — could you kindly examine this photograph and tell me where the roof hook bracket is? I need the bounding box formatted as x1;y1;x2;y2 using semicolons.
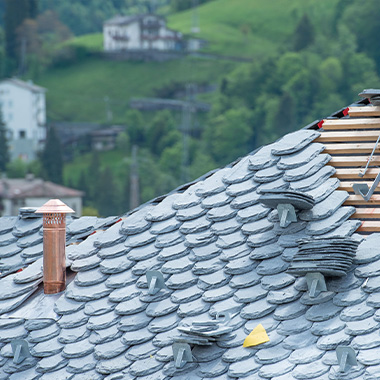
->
216;311;231;325
277;203;297;228
11;339;30;364
305;272;327;298
359;134;380;177
336;346;357;373
172;342;193;368
353;172;380;201
146;270;166;295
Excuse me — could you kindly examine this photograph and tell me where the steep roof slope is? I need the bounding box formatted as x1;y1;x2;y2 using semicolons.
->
0;98;380;379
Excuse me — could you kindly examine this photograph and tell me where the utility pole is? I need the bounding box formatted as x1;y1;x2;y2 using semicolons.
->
18;37;27;76
104;96;113;123
130;145;140;210
181;84;195;184
191;0;200;33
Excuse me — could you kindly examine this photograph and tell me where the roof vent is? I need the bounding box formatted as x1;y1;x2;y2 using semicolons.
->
35;199;74;294
259;189;315;227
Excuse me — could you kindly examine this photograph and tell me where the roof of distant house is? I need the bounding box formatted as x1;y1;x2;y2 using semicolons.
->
0;77;46;93
0;176;83;199
104;13;165;26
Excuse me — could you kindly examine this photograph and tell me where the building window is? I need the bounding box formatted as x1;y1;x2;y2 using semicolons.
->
19;130;26;139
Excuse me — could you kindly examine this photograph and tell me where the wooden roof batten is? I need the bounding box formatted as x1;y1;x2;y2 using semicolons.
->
317;103;380;233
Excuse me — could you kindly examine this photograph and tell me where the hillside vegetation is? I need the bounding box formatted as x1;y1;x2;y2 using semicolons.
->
8;0;380;216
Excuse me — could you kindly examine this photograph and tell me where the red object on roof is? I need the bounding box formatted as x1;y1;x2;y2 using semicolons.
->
317;120;324;129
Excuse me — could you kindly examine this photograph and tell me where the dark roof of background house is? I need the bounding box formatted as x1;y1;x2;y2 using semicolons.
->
0;97;379;379
104;14;165;26
0;177;84;199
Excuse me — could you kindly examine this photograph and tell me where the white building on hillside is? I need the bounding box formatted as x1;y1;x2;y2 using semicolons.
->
0;78;47;162
103;14;183;52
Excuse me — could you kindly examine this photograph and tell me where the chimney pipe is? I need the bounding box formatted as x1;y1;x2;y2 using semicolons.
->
35;199;74;294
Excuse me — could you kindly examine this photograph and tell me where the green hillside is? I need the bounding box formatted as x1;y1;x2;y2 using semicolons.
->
36;0;340;123
169;0;340;57
39;57;236;122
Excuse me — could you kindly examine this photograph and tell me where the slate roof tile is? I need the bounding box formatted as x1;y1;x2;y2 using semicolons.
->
306;206;356;235
66;281;111;302
195;168;232;197
36;352;68;373
271;130;320;156
345;316;380;336
119;206;153;234
256;176;289;193
58;308;89;329
211;218;242;236
185;229;216;248
254;165;283;183
290;165;336;192
171;285;203;303
193;257;225;275
226;177;258;197
241;217;273;235
228;355;261;377
67;353;96;374
59;324;91;344
88;324;122;344
283;153;331;182
277;142;325;170
172;183;202;210
248;144;279;170
202;191;231;209
283;330;318;350
94;338;128;360
98;242;128;259
220;242;250;261
258;359;295;378
236;202;270;224
340;300;375;321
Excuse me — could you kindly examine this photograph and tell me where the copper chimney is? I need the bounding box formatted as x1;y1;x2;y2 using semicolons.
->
35;199;74;294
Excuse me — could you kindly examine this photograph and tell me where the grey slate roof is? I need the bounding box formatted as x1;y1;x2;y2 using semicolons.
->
0;119;379;379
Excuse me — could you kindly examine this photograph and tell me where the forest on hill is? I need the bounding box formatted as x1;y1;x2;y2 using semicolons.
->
1;0;380;216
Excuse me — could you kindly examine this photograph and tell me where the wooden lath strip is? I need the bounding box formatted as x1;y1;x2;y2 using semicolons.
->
338;181;377;192
345;194;380;205
322;118;380;130
316;130;380;143
333;168;380;179
323;143;380;154
320;112;380;232
329;156;380;167
353;208;380;219
357;221;380;232
348;106;380;117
